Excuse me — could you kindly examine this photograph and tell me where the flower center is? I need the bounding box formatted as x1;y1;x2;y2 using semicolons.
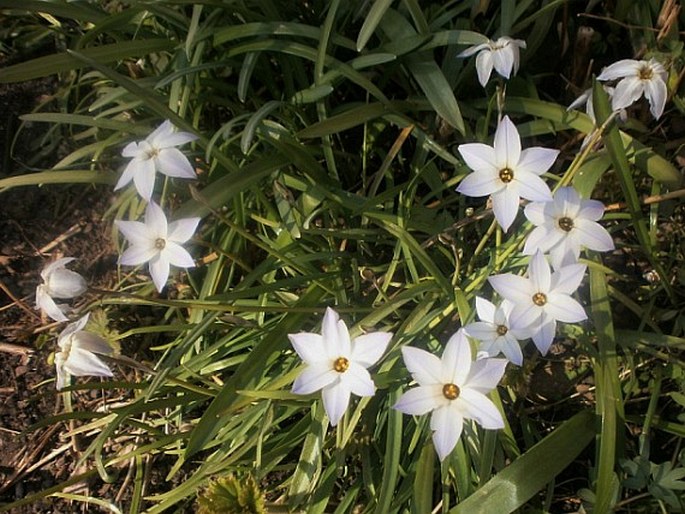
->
499;167;514;183
558;216;574;232
638;65;653;81
145;147;160;160
333;357;349;373
155;237;166;250
496;324;508;336
532;292;547;306
442;383;460;400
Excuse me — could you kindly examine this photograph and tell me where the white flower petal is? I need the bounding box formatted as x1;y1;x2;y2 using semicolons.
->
457;143;498;174
457;389;504;429
491;187;520;232
115;220;152;246
488;274;532;305
321;307;341;359
147;120;175;143
464;358;507;393
430;404;463;462
549;236;580;269
597;59;639;81
577;199;605;221
458;43;489;58
529;251;551;293
401;346;443;385
121;141;141;158
351;332;392;368
156;148;197;179
72;332;113;355
441;330;473;386
611;77;644;111
523;225;559;255
456;168;501;197
145;202;169;237
322;381;351;426
36;286;69;322
343;362;376;397
545;294;587;323
550;263;586;294
492;44;514;79
393;384;444;415
149;254;170;292
464;321;497;342
292;365;338;395
289;333;326;364
523;201;547;226
131;158;157;200
46;268;87;298
475;50;494;87
163;241;195;268
644;76;667;119
156;130;198;149
500;334;524;366
40;257;76;281
494;116;521;167
115;159;140;192
63;348;113;378
475;296;496;323
167;218;200;244
530;317;556;355
119;245;158;266
514;172;553;202
575;219;614;252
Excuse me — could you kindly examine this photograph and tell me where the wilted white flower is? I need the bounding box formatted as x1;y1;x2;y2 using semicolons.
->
115;120;198;200
55;314;113;390
36;257;87;322
459;36;526;87
115;201;200;292
289;307;392;426
394;329;506;461
523;186;614;269
457;115;556;232
463;297;532;366
488;251;587;355
597;58;668;119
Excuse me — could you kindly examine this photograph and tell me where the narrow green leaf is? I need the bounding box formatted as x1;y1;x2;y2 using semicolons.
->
376;390;403;512
590;256;623;514
0;170;115;191
0;0;106;22
592;81;674;300
298;103;387;138
184;287;325;457
356;0;395;51
379;10;464;134
288;405;328;503
19;113;145;134
449;410;594;514
412;443;436;514
0;40;174;83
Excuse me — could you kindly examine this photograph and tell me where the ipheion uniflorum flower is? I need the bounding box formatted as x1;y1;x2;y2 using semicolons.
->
288;307;392;426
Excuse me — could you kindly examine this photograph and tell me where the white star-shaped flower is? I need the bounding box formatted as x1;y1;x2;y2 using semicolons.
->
523;186;615;269
289;307;392;426
115;120;199;200
488;251;587;355
35;257;87;322
55;314;113;390
463;297;532;366
597;58;668;119
393;329;506;461
458;36;526;87
115;201;200;292
457;115;557;232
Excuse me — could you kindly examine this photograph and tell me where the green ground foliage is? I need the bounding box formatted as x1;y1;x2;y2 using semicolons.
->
1;0;685;512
